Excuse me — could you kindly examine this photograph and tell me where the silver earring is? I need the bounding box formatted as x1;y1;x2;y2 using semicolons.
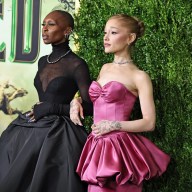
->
65;34;69;39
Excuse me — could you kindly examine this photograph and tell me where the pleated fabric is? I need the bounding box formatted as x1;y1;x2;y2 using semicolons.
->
0;113;88;192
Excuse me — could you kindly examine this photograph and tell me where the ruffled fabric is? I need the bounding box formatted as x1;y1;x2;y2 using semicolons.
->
77;80;170;190
76;131;170;187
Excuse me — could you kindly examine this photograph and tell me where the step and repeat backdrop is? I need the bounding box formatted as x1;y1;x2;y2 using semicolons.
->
0;0;79;134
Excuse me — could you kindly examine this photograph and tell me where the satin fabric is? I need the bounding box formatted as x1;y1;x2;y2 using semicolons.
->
76;81;170;191
90;81;136;124
0;114;87;192
88;182;143;192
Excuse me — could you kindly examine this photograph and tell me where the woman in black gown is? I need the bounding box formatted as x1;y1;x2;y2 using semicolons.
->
0;10;92;192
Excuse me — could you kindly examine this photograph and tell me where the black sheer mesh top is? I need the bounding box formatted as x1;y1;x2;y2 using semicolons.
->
34;41;92;116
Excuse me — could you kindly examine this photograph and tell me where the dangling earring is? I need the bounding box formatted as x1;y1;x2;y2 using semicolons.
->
65;33;69;39
64;30;73;40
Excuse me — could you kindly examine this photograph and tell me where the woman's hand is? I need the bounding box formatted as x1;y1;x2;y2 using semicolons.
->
70;98;84;126
26;102;42;122
26;109;35;122
92;120;122;136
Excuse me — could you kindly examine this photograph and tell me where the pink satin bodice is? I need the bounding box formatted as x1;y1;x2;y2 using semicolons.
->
89;81;137;123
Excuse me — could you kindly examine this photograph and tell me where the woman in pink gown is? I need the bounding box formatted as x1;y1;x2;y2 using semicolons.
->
70;14;170;192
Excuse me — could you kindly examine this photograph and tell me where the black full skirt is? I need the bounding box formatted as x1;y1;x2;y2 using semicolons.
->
0;113;88;192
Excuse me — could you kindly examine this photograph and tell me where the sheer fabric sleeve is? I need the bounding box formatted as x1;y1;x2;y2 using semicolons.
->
33;57;93;120
73;60;93;116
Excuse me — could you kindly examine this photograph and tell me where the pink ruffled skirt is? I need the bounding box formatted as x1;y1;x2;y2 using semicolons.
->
76;131;170;191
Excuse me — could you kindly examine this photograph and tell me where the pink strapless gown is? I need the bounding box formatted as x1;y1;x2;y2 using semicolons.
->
76;81;170;192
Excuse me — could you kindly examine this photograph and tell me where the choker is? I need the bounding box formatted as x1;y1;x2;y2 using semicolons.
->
113;60;133;64
47;49;71;64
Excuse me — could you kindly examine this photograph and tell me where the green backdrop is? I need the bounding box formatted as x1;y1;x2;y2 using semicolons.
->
74;0;192;191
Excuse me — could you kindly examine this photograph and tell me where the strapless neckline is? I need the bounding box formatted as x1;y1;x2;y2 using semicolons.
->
93;80;137;98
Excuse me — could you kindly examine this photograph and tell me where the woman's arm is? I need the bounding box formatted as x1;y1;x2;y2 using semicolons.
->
70;97;84;126
73;60;93;116
92;71;156;136
27;58;93;122
70;64;106;125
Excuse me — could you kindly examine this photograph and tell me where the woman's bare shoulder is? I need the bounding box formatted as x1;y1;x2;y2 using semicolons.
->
133;68;151;81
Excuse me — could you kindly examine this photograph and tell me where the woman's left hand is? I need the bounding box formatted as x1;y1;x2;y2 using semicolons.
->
26;109;35;122
26;102;42;122
91;120;122;136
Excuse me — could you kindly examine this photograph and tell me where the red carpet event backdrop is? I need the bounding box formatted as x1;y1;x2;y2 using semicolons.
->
0;0;78;134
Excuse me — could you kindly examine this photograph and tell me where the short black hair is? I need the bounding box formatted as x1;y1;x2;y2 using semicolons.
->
54;10;74;30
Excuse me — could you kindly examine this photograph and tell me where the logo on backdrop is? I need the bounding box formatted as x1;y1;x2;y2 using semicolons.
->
0;0;76;132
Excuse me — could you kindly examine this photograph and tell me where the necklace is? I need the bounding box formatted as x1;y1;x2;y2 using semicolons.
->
47;49;71;64
113;59;133;64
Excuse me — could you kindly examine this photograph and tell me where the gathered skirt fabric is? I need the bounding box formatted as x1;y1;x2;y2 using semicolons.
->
0;113;88;192
77;131;170;188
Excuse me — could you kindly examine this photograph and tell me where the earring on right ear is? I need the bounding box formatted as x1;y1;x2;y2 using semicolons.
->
65;29;73;39
65;33;69;39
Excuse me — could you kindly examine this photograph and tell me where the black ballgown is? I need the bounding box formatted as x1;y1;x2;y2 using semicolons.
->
0;41;92;192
